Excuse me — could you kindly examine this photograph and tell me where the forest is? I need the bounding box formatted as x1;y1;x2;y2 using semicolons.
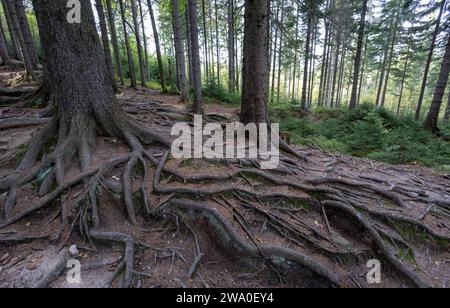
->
0;0;448;289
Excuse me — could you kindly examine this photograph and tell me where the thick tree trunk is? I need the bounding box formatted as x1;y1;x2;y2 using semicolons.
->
240;0;270;124
105;0;124;85
130;0;146;87
14;0;39;69
94;0;118;93
424;33;450;133
5;0;34;78
416;0;446;120
148;0;168;92
171;0;189;102
301;15;312;112
349;0;368;109
188;0;203;113
1;0;20;59
118;0;137;88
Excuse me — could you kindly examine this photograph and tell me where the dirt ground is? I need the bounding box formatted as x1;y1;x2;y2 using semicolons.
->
0;70;449;288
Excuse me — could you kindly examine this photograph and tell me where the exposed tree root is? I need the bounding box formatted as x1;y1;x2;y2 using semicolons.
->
0;98;448;288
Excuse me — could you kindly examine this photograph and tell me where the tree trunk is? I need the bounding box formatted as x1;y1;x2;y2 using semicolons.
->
148;0;168;92
94;0;118;93
227;0;236;93
276;0;286;102
349;0;367;109
214;0;220;85
318;17;330;107
443;92;450;123
424;33;450;133
291;6;300;102
301;15;312;112
270;0;281;103
185;1;194;86
138;0;150;80
357;33;368;106
118;0;137;88
416;0;446;120
130;0;146;87
240;0;270;124
330;36;341;108
105;0;124;85
397;50;409;115
188;0;203;113
171;0;189;102
5;0;34;78
0;15;12;66
14;0;39;69
202;0;210;82
1;0;20;59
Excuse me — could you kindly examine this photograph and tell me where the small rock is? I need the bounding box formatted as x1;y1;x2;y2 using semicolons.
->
26;262;39;271
69;245;79;257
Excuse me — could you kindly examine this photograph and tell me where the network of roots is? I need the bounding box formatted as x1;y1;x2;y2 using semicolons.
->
1;87;449;288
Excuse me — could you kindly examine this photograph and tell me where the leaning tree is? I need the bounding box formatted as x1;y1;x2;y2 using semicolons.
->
0;0;448;289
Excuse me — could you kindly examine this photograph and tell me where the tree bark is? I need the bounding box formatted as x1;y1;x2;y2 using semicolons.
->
0;14;12;66
214;0;220;85
424;33;450;133
171;0;189;102
5;0;34;78
349;0;368;109
148;0;168;92
14;0;39;69
94;0;118;93
105;0;124;85
416;0;446;120
138;0;150;80
202;0;210;82
227;0;236;93
188;0;203;113
301;15;312;112
118;0;137;88
397;50;410;115
1;0;20;59
240;0;270;124
130;0;146;87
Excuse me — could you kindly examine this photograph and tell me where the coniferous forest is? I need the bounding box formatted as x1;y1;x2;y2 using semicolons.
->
0;0;449;289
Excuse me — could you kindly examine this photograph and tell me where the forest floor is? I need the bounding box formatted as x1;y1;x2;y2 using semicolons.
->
0;68;449;288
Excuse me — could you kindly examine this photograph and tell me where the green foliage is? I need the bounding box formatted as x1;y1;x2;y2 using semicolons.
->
202;83;240;105
272;104;450;171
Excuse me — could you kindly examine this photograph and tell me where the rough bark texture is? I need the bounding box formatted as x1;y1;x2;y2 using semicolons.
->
14;0;39;69
0;15;12;66
240;0;270;124
188;0;203;113
171;0;189;102
416;0;445;120
147;0;167;92
349;0;367;109
105;0;124;85
95;0;118;93
423;33;450;133
119;0;137;88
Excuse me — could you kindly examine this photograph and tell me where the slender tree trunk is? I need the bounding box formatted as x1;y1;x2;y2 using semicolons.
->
357;33;368;106
139;0;150;80
443;92;450;123
330;34;341;108
308;24;317;108
5;0;34;78
276;0;286;102
241;0;270;124
349;0;368;109
227;0;236;93
187;0;203;113
130;0;146;87
424;33;450;133
106;0;124;86
13;0;38;69
397;48;410;115
171;0;189;102
94;0;118;93
148;0;168;92
1;0;20;59
214;0;220;85
118;0;136;88
202;0;210;82
301;15;312;112
270;0;281;103
318;18;330;107
291;6;300;101
186;1;194;86
416;0;446;120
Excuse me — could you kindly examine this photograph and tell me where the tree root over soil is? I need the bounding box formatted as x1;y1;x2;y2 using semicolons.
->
0;96;449;288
